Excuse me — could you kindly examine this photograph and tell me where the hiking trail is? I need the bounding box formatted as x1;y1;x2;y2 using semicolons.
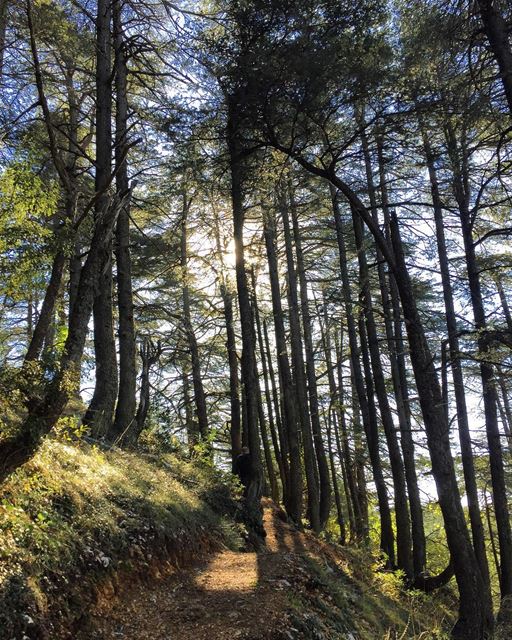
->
81;499;335;639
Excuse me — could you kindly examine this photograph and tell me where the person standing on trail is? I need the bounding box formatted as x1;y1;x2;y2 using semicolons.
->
234;446;252;495
234;446;266;542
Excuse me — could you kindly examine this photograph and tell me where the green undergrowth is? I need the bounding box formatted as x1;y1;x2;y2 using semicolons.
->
0;439;242;640
285;547;454;640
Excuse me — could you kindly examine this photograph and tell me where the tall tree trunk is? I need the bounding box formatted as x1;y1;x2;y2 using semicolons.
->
111;0;137;443
327;409;346;544
212;206;241;470
180;195;209;445
182;366;196;447
446;123;512;600
339;338;369;539
388;211;489;639
251;271;279;502
421;127;491;603
280;188;321;533
289;185;331;528
477;0;512;115
83;0;118;439
330;186;394;561
372;132;426;575
24;8;79;365
277;147;491;636
226;99;263;536
262;208;303;525
319;304;363;540
263;317;290;491
252;270;285;499
352;207;413;576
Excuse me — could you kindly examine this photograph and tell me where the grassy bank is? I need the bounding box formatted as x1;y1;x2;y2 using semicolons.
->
0;439;240;639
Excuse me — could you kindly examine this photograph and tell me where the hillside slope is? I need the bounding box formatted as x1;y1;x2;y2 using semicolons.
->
0;441;454;639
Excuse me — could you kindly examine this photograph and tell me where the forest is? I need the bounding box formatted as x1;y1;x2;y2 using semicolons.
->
0;0;511;639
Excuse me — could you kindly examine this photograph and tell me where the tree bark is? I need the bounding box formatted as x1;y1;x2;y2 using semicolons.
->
319;304;363;540
373;133;426;576
263;316;290;491
330;186;394;561
133;339;161;440
111;0;137;443
180;194;209;446
289;184;331;529
252;270;285;499
251;271;279;502
212;205;242;470
227;98;263;536
83;0;118;439
446;122;512;600
280;188;321;532
477;0;512;115
262;208;302;524
421;126;491;603
352;207;413;576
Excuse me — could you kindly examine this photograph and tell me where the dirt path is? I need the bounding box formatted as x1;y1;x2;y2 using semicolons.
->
82;500;318;640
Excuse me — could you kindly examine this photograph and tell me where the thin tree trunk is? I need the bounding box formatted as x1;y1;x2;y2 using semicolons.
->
352;206;412;576
251;271;279;502
133;339;161;439
180;194;209;445
319;297;363;540
289;185;331;528
421;126;491;601
252;270;285;499
182;365;195;447
262;208;302;525
373;133;426;575
24;6;78;365
24;252;66;363
263;317;290;490
327;409;346;544
330;186;394;561
280;188;321;533
446;122;512;600
212;205;241;470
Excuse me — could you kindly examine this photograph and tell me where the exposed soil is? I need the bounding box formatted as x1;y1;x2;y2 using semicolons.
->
80;499;334;640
